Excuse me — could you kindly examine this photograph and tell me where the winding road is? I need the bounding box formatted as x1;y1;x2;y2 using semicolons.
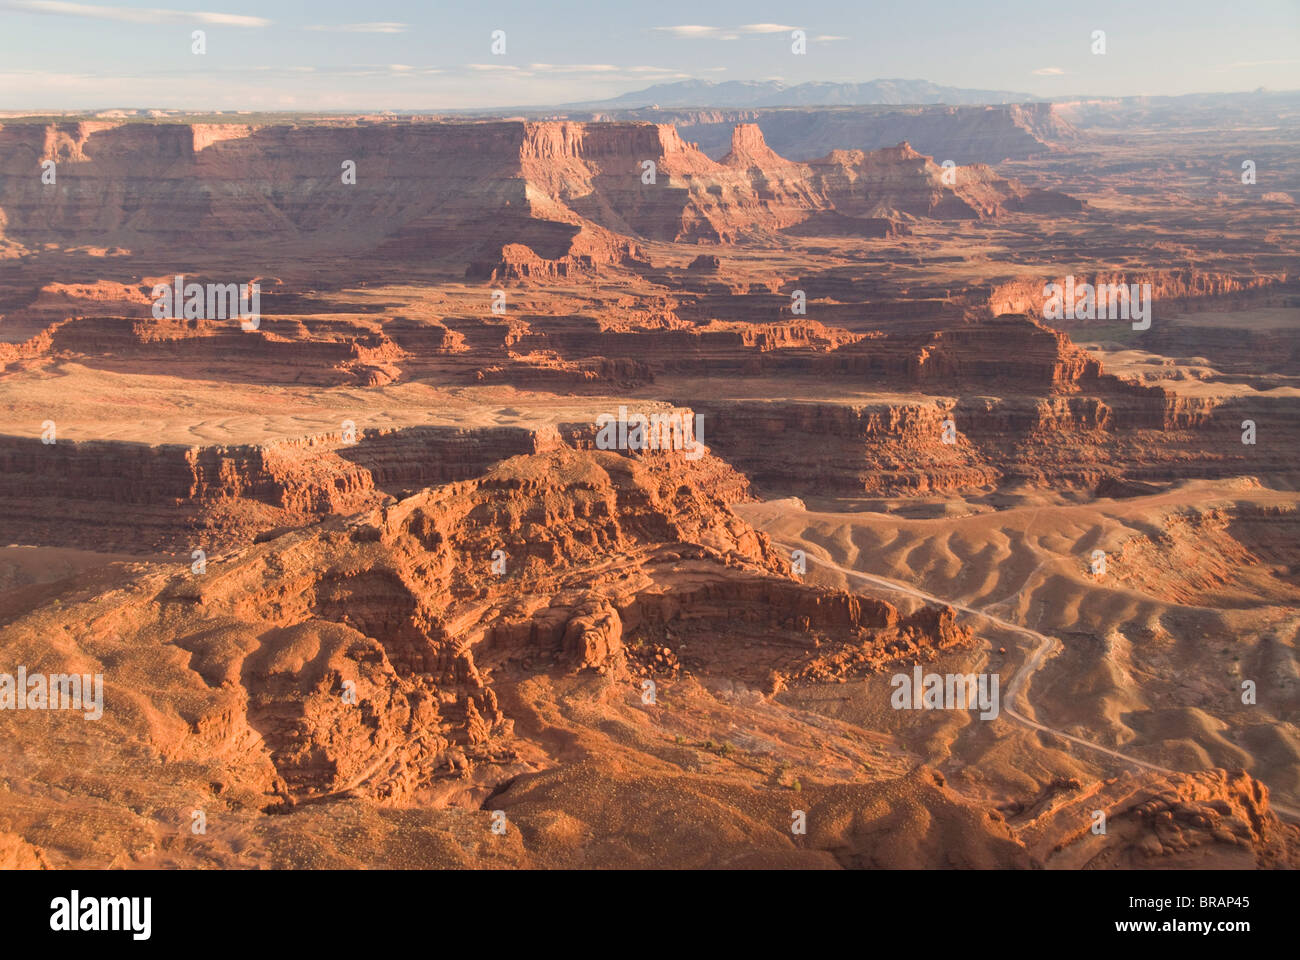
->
769;536;1300;821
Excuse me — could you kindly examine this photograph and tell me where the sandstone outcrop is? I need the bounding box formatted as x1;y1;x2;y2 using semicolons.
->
988;269;1287;321
592;103;1078;164
2;103;1298;872
1014;769;1298;868
0;120;1079;273
0;446;969;815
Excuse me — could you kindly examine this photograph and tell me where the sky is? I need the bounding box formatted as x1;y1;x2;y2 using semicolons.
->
1;0;1298;111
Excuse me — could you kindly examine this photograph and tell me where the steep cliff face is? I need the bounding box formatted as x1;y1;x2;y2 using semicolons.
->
0;120;630;271
510;314;1101;389
817;314;1103;389
695;398;999;495
987;270;1286;319
536;125;1076;242
0;425;565;551
0;119;1079;271
4;308;1286;521
512;315;860;374
807;143;1082;220
596;103;1078;164
674;315;1288;497
0;311;471;384
693;381;1270;498
10;446;968;809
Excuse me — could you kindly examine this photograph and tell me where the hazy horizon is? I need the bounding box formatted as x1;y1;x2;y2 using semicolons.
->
1;0;1298;111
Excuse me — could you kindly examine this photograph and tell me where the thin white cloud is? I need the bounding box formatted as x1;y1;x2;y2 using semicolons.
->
0;65;641;112
0;1;269;26
1033;67;1066;76
653;25;724;38
529;63;621;73
655;23;802;40
238;63;439;77
467;63;529;74
814;35;848;42
306;22;408;34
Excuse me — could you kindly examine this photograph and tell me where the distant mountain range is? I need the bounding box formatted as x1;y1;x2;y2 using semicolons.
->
559;78;1038;110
